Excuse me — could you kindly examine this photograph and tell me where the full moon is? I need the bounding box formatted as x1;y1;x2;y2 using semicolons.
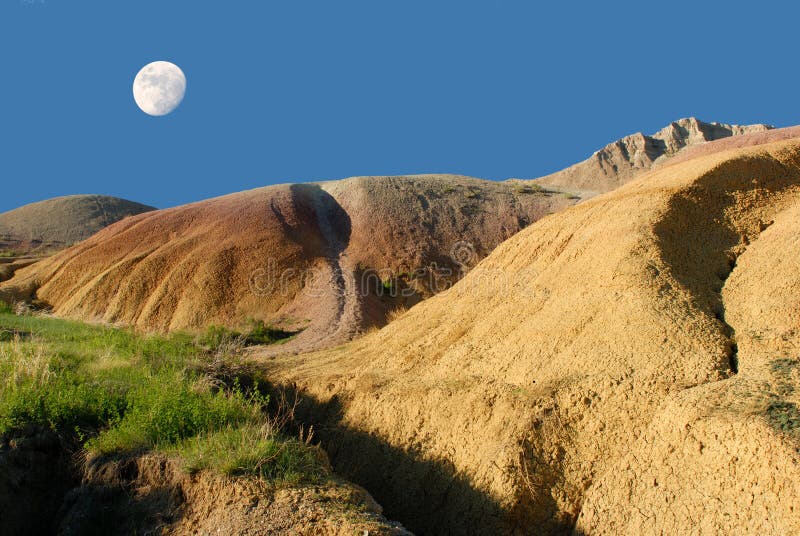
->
133;61;186;116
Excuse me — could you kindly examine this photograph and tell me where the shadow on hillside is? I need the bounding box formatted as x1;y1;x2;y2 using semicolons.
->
652;155;800;375
262;381;582;536
269;183;352;259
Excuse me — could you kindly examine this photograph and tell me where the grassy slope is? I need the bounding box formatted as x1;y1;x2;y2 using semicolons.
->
0;301;321;483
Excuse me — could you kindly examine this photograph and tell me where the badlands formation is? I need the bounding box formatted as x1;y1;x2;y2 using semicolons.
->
2;120;799;534
0;194;155;284
0;175;574;354
262;127;800;534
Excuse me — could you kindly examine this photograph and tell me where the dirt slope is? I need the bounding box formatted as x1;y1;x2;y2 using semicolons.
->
529;117;772;195
0;176;574;354
59;454;410;535
1;429;409;535
259;129;800;534
0;195;155;254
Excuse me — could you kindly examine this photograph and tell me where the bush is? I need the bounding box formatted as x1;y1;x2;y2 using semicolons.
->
199;321;297;350
245;319;296;345
514;183;543;195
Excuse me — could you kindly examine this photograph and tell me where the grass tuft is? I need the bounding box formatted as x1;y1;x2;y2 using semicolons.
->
174;424;324;483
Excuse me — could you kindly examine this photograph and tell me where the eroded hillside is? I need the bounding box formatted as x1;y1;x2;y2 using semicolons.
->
0;175;574;355
259;129;800;534
529;117;772;195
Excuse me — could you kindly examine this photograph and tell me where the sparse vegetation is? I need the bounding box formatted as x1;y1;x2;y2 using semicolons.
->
246;319;298;345
764;358;800;439
464;189;481;199
0;306;323;484
381;278;395;294
514;183;543;195
460;204;481;216
174;423;321;482
766;400;800;438
199;319;299;350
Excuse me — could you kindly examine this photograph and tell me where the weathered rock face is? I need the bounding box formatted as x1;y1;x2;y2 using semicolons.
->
532;117;773;194
262;126;800;535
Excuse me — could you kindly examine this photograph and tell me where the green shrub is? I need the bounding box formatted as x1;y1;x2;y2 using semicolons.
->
244;319;296;345
514;183;543;195
767;400;800;437
199;321;297;349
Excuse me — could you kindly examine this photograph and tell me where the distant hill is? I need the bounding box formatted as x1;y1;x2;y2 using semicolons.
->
528;117;773;195
0;195;155;254
0;176;575;349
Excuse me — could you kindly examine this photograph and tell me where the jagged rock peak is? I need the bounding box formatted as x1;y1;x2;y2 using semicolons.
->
535;118;774;194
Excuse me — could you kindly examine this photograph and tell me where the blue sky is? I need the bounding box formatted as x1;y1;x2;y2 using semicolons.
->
1;1;797;211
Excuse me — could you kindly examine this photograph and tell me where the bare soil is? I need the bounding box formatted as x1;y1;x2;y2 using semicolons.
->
0;175;574;357
259;132;800;534
0;428;409;536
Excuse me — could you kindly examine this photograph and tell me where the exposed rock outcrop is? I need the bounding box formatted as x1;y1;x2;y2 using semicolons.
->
531;117;773;194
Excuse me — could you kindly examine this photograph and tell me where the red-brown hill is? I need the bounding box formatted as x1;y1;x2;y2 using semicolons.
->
1;175;574;354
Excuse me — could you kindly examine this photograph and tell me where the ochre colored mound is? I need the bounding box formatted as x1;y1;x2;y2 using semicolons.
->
261;133;800;534
0;194;155;254
0;176;573;354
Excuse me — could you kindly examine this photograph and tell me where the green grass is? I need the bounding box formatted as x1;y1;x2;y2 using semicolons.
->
174;424;323;482
0;309;323;484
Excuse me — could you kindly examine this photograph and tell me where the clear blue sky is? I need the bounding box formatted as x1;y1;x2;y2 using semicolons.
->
1;1;796;212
